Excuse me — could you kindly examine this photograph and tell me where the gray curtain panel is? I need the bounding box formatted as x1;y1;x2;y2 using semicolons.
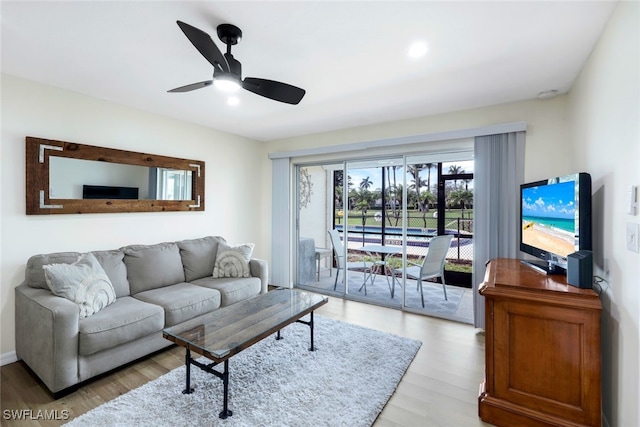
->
472;131;525;328
271;157;292;287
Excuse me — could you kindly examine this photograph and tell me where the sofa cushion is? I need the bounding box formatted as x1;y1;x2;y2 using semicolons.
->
43;253;117;319
26;250;130;297
212;242;254;278
25;252;82;290
133;283;221;327
123;242;185;294
177;236;226;282
191;276;261;307
92;250;130;297
78;296;165;356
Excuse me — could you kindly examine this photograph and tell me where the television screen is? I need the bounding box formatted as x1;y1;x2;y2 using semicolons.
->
82;185;139;200
520;172;591;273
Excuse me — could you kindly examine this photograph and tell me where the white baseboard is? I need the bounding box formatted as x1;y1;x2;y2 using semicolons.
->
1;351;18;366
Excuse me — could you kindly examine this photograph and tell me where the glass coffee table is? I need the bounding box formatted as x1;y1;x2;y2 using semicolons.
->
162;288;328;419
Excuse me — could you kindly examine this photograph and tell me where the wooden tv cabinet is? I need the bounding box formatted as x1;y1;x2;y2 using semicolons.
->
478;259;602;427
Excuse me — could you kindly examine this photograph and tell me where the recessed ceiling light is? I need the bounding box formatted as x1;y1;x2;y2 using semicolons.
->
408;41;428;59
227;96;240;106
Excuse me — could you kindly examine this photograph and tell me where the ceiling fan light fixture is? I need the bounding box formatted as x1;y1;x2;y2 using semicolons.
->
170;20;306;104
214;74;241;93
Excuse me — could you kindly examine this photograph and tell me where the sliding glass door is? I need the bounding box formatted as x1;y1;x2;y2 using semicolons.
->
294;152;475;324
400;155;474;323
295;165;334;293
340;158;404;307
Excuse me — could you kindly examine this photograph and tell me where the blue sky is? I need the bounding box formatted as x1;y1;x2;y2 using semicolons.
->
522;181;575;219
347;161;473;192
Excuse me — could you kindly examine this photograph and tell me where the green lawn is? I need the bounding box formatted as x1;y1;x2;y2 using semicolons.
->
336;208;473;229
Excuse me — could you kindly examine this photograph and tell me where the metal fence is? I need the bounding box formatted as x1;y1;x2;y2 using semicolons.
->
336;214;473;265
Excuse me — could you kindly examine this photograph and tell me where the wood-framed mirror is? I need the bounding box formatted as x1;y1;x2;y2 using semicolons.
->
26;136;205;215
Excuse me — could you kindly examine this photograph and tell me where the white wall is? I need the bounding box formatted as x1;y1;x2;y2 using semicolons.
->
264;96;570;183
567;2;640;426
0;74;267;358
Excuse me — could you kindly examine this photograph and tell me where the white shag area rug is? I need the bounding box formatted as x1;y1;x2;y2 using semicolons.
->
65;315;421;427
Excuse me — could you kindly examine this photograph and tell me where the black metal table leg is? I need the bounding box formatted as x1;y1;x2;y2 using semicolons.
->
219;360;233;419
292;312;317;351
309;311;315;351
182;349;194;394
179;306;322;418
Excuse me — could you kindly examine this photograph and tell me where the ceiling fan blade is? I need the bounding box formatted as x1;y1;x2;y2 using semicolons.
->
167;80;213;93
242;78;306;105
176;21;229;72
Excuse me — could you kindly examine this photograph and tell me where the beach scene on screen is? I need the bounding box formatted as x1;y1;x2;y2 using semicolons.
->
522;180;576;258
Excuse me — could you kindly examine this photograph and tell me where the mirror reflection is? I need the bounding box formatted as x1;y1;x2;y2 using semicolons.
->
50;157;193;201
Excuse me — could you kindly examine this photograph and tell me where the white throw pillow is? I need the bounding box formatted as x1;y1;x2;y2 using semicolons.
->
212;242;254;278
43;253;117;319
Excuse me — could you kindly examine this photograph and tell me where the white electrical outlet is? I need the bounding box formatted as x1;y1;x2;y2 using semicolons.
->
627;223;639;253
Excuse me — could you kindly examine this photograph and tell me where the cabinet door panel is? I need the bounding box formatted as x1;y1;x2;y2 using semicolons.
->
493;299;600;424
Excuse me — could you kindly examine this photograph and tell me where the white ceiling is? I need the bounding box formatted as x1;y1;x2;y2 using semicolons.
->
1;1;617;142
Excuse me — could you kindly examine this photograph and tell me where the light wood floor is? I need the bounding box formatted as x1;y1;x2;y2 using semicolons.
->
1;296;491;427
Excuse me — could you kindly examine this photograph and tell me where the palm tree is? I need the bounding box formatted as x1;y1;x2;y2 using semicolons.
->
356;200;370;211
334;185;343;209
425;163;434;193
333;170;344;221
385;184;402;226
385;166;400;225
422;191;436;209
448;165;464;189
407;164;427;212
448;189;474;225
463;178;472;190
420;191;437;227
360;176;373;191
354;188;372;208
355;199;370;232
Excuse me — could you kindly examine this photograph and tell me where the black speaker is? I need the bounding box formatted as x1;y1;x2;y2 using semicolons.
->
567;250;593;289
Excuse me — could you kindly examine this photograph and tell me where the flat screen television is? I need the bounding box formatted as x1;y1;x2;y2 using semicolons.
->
82;185;139;200
520;172;592;274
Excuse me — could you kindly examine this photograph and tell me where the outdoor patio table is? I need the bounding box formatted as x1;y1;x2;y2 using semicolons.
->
360;244;402;297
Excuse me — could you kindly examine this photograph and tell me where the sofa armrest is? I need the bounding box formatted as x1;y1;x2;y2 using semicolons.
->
249;258;269;294
15;284;80;393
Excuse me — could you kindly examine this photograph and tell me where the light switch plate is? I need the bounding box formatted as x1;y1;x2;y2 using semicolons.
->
628;185;638;215
627;222;639;253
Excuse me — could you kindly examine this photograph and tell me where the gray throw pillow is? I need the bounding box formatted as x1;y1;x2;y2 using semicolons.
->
177;236;226;282
122;242;185;294
43;253;116;319
212;242;254;278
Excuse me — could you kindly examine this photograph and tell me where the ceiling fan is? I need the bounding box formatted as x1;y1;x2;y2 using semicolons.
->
168;21;306;105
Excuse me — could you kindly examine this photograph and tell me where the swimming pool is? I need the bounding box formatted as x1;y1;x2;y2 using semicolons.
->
334;225;471;248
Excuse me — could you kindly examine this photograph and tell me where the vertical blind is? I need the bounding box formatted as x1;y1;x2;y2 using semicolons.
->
472;131;525;328
271;157;292;287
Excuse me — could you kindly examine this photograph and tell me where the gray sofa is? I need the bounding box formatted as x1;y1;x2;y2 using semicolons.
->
14;236;268;395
